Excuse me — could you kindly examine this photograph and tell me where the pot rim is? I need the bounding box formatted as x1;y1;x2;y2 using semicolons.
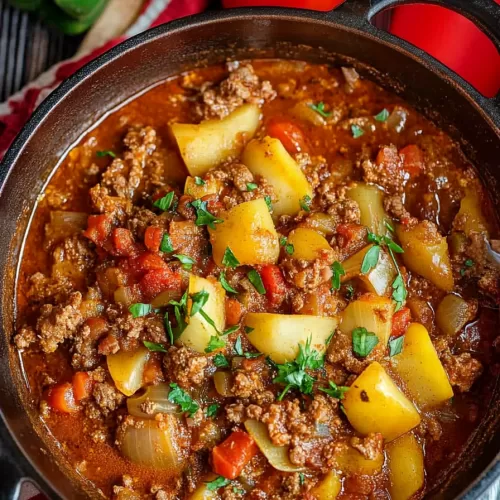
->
0;6;499;499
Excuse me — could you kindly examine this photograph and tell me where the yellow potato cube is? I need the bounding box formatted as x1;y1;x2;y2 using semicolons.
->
334;444;384;476
184;176;223;199
310;471;341;500
107;346;150;396
287;228;332;261
347;183;391;235
343;362;421;442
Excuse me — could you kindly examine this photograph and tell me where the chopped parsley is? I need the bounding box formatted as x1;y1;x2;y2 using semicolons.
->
264;195;273;212
234;335;243;356
190;290;209;317
222;325;240;336
129;303;152;318
194;176;205;186
389;336;405;357
320;380;349;400
173;254;195;270
361;245;380;274
351;124;364;138
213;353;229;368
280;236;294;255
460;258;474;276
247;182;258;191
299;194;312;212
309;102;332;118
244;326;254;334
190;199;223;229
205;336;225;353
219;271;238;293
299;473;306;486
352;327;379;357
273;337;324;401
96;150;116;158
222;247;240;268
331;261;345;290
153;191;176;212
143;340;167;352
206;404;219;418
247;269;266;295
206;476;231;491
168;383;199;417
345;284;355;299
374;108;390;122
160;233;174;253
325;331;335;346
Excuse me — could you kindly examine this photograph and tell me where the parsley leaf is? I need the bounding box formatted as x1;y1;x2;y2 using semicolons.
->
391;274;407;311
309;102;332;118
206;403;219;418
205;336;225;353
389;336;405;356
351;124;364;138
234;335;243;356
345;284;355;299
384;219;395;232
331;261;345;290
352;327;379;357
206;476;231;491
274;337;324;400
264;195;273;212
320;380;349;399
96;150;116;158
247;182;258;191
299;194;312;212
222;325;239;336
173;254;195;270
213;353;229;368
164;313;174;344
247;269;266;294
325;331;335;346
190;199;223;229
160;233;174;253
299;473;306;486
154;191;176;212
168;383;199;416
244;326;254;334
222;247;240;268
194;176;205;186
129;303;152;318
460;258;475;276
374;108;390;122
361;245;380;274
219;271;238;293
143;340;167;352
280;236;294;255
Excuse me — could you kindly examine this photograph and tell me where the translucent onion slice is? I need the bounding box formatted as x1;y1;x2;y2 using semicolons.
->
120;415;186;471
107;346;149;396
244;419;306;472
151;289;182;308
214;371;232;397
45;211;87;244
436;294;475;336
127;383;178;418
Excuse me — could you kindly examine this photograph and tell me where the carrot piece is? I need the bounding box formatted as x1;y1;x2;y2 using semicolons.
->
144;226;164;253
391;307;412;338
225;297;242;326
46;382;79;413
399;144;424;178
212;431;258;479
72;372;93;402
259;265;286;308
267;117;307;154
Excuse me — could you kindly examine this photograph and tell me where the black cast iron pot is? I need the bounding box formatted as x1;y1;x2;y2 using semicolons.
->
0;0;499;498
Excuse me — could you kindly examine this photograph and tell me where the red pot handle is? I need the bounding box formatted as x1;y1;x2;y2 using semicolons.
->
222;0;348;10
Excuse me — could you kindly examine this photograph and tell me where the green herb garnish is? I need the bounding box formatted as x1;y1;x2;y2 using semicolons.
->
206;404;219;418
219;271;238;294
320;380;349;400
205;336;225;353
352;327;378;357
360;245;380;274
143;340;167;352
129;303;152;318
247;269;266;295
234;335;243;356
173;254;195;270
280;236;294;255
351;124;364;138
244;326;254;334
389;336;405;357
247;182;258;191
331;261;345;290
213;353;229;368
299;194;312;212
206;476;231;491
154;191;176;212
264;195;273;212
345;284;355;299
325;331;335;346
460;258;475;276
190;199;223;229
222;247;240;268
168;383;199;417
194;176;205;186
374;108;390;122
160;233;174;253
96;150;116;158
309;102;332;118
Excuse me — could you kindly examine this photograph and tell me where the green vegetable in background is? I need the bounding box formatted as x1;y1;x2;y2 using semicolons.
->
8;0;109;35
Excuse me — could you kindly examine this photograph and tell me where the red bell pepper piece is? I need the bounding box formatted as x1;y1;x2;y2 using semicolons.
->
259;265;287;308
72;372;93;402
391;307;412;338
399;144;424;178
112;228;139;257
139;267;182;300
267;117;307;154
83;214;112;246
144;226;164;253
46;382;79;413
212;430;258;480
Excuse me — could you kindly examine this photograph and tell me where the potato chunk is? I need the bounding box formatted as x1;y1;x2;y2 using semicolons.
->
244;313;338;364
287;228;331;261
209;199;279;266
107;346;149;396
390;323;453;408
334;445;384;476
347;183;390;235
387;433;425;500
242;136;313;217
455;187;491;237
343;362;421;441
177;275;226;353
172;104;260;176
396;221;453;291
184;176;223;199
310;471;341;499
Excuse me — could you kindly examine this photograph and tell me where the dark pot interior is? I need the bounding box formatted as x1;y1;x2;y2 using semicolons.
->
0;7;499;499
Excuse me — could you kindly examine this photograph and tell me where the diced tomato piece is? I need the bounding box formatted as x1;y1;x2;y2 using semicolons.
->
225;297;242;326
112;228;139;257
267;117;307;154
259;265;287;308
129;252;168;274
376;145;401;177
399;145;424;178
139;267;182;300
336;223;366;249
83;214;113;246
46;382;79;413
144;226;164;253
391;307;412;338
202;194;224;214
72;372;93;402
212;431;258;480
85;317;108;340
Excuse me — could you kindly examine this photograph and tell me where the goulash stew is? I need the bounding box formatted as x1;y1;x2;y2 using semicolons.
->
15;61;500;499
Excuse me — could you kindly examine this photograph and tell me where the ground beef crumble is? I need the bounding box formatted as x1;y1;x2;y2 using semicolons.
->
163;346;208;388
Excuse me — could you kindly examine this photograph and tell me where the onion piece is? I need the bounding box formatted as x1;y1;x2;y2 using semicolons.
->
244;419;306;472
291;101;326;126
127;383;178;418
341;67;360;90
214;371;232;397
120;415;186;470
152;289;182;308
45;211;88;244
232;356;245;370
108;347;150;396
386;106;407;133
436;294;476;336
114;285;140;307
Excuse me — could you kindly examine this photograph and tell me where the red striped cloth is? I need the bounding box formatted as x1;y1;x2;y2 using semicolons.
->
0;0;208;160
